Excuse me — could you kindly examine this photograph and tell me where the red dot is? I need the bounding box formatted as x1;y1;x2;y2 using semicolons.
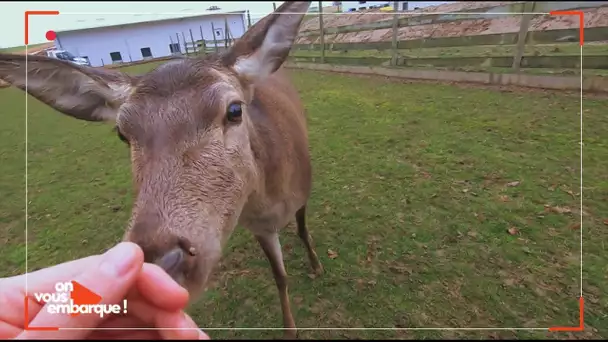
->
45;30;56;41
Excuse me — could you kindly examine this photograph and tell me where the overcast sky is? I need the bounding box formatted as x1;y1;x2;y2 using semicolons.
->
1;1;304;48
1;1;451;48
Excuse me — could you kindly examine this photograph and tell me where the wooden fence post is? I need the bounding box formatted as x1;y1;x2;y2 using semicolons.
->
181;32;189;56
124;40;133;62
391;1;399;66
224;17;230;47
211;22;219;52
273;2;277;11
319;1;325;63
199;26;206;55
230;19;236;46
189;29;196;54
512;1;536;72
247;10;252;28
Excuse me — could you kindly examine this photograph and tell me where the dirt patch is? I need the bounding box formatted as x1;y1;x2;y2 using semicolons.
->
300;2;519;32
285;65;608;99
297;3;608;45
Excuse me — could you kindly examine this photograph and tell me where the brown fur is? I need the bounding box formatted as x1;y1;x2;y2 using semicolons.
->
0;1;320;338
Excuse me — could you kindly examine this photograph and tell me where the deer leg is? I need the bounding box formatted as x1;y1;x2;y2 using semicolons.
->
295;205;323;275
255;233;297;339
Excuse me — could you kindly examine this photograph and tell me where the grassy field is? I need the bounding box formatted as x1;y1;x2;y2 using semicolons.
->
1;61;607;339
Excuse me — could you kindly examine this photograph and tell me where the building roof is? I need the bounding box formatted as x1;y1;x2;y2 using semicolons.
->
56;10;247;35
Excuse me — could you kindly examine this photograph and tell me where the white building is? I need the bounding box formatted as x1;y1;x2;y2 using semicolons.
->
341;1;405;11
53;11;247;67
341;1;452;12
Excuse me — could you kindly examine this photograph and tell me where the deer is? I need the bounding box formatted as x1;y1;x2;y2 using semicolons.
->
0;1;322;338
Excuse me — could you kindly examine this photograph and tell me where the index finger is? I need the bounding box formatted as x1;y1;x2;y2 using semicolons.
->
131;263;190;312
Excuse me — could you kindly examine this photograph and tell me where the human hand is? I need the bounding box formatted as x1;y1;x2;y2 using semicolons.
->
0;242;210;340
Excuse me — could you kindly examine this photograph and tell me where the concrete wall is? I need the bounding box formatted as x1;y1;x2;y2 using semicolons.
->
55;13;246;67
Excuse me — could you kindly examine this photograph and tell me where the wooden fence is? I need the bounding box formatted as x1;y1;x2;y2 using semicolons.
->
93;1;608;77
289;1;608;73
172;17;239;57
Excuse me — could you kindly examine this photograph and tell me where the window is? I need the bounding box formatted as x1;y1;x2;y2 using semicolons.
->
214;28;224;39
109;51;123;63
402;3;408;10
358;1;366;3
169;43;180;54
140;47;152;58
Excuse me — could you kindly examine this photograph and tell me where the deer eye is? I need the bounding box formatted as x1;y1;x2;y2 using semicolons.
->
226;102;243;123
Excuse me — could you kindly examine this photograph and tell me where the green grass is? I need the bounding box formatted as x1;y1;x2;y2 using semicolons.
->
291;42;608;58
1;62;607;339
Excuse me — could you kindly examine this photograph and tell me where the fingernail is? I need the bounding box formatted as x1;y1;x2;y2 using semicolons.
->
99;242;139;276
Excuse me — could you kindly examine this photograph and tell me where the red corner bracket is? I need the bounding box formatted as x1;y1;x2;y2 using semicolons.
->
549;297;584;332
549;10;584;46
24;10;60;45
23;296;59;331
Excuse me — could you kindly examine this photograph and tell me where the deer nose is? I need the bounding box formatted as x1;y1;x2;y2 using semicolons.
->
155;247;185;278
125;220;194;280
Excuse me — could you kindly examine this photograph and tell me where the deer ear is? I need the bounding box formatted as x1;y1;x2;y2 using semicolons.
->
221;1;311;82
0;53;137;122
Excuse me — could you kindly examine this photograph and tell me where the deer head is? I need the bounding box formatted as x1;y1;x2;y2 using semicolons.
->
0;1;312;301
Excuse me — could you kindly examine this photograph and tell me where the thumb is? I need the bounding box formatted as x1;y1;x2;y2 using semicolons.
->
18;242;144;340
